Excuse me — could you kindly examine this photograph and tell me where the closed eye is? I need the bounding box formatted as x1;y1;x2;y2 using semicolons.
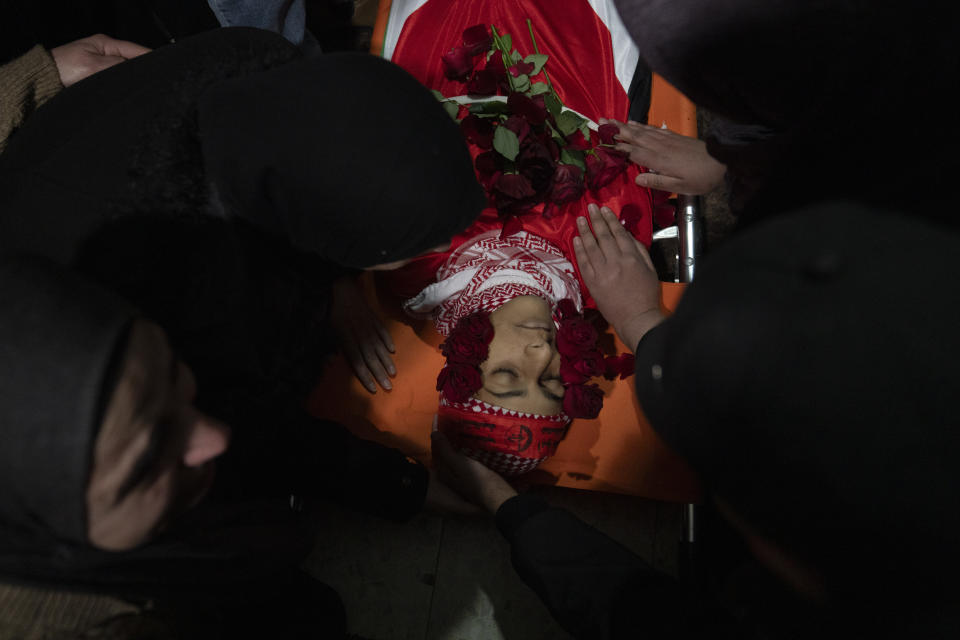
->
493;368;519;378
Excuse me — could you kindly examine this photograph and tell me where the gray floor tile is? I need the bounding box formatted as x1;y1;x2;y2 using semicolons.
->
303;503;443;640
426;515;571;640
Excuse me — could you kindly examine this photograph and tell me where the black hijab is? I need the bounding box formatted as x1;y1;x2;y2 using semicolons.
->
633;201;960;610
0;257;315;603
0;27;484;270
198;52;486;269
0;257;135;547
612;1;960;219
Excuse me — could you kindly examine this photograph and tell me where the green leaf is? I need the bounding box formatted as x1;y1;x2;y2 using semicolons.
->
544;93;563;118
513;74;531;93
501;33;512;52
579;121;591;140
529;81;551;96
556;110;586;136
560;148;586;171
430;89;446;101
484;101;511;115
493;125;520;161
524;53;549;76
442;101;459;120
511;50;523;64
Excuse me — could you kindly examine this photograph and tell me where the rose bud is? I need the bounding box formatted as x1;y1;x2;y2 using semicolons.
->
565;129;591;151
597;123;620;145
547;164;585;205
467;69;498;96
585;147;629;191
462;24;493;56
509;61;535;77
442;46;475;80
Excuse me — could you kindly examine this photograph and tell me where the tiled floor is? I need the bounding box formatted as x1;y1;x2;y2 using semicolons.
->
304;486;682;639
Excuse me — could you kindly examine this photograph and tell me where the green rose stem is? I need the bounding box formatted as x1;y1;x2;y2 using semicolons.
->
490;25;516;93
526;19;555;96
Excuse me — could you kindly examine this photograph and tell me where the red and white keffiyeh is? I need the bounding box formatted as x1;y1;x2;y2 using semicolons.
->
404;230;582;335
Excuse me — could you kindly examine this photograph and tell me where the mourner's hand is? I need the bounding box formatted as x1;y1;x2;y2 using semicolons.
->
50;34;151;87
330;275;396;393
574;204;664;351
424;468;485;516
601;118;726;195
431;429;517;514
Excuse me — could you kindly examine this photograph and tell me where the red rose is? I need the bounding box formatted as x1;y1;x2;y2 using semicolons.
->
462;24;493;56
585;147;629;191
563;383;604;419
517;140;557;196
437;362;482;403
467;69;498;96
442;46;475;80
461;114;494;149
492;173;536;214
507;92;547;125
556;317;598;358
441;332;488;364
603;353;636;380
555;298;579;320
597;123;620;145
456;311;495;346
502;115;530;144
560;350;604;383
494;173;536;199
509;61;535;77
547;164;585;205
565;129;591;151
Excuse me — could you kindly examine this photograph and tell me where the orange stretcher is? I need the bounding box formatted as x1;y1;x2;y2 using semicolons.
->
308;1;700;502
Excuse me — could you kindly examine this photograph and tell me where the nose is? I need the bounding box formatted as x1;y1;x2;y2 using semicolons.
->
525;331;556;362
183;414;231;467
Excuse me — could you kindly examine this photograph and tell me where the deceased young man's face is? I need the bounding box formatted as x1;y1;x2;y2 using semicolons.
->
475;296;564;415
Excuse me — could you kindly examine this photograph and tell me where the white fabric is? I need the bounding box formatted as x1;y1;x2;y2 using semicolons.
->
404;230;582;335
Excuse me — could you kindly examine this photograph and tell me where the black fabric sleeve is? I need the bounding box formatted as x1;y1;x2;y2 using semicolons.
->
288;417;429;523
495;494;688;640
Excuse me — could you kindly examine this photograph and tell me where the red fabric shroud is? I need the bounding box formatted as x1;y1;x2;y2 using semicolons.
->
385;0;655;309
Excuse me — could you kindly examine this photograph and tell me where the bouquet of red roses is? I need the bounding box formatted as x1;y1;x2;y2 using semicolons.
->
435;21;630;221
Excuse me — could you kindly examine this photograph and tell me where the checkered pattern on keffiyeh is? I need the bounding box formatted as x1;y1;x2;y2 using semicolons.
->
404;230;582;335
437;396;570;477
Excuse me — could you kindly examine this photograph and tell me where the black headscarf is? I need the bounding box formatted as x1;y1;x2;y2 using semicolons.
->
612;1;960;219
0;256;134;546
0;257;316;603
634;201;960;607
197;51;485;268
